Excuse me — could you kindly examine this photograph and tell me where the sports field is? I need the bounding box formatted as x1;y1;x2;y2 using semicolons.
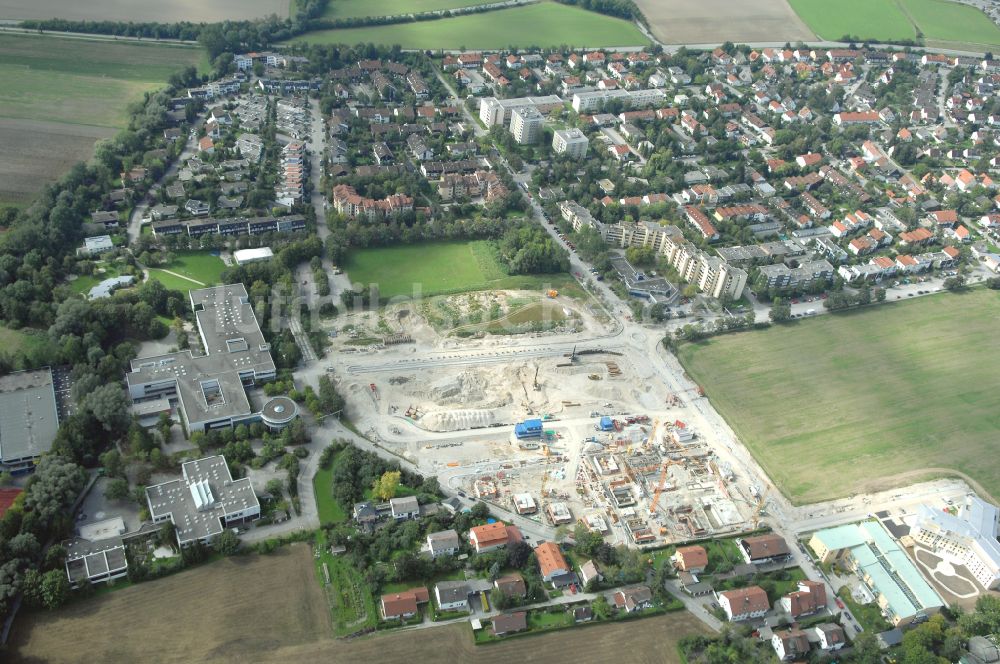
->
788;0;1000;46
0;33;202;207
345;240;579;300
148;251;227;290
677;289;1000;504
292;3;649;49
10;545;331;664
635;0;815;44
323;0;494;19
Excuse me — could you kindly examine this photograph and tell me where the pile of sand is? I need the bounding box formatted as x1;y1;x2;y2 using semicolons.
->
421;409;497;432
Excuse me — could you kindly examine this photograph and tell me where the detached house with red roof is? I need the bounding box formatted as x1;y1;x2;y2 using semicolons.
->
380;586;429;620
780;580;827;619
718;586;770;621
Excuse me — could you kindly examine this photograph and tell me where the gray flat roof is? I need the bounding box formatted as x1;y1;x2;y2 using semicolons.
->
146;455;259;545
127;285;275;427
0;368;59;465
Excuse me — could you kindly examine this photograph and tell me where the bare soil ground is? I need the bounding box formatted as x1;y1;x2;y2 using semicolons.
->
10;544;331;664
0;0;288;22
635;0;816;44
0;118;114;207
237;610;710;664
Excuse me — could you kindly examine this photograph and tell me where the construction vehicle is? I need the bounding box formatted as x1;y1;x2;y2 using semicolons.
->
533;366;540;391
751;487;772;528
546;289;559;298
645;419;662;450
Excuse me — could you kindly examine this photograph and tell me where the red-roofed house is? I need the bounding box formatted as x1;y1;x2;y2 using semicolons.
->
380;586;429;620
718;586;770;621
780;580;827;619
535;541;572;586
470;522;509;553
673;545;708;573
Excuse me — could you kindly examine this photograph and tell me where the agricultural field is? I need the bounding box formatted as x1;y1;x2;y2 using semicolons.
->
634;0;815;44
786;0;915;41
788;0;1000;47
344;240;579;300
0;0;287;22
10;545;331;664
291;3;649;49
0;33;202;207
677;289;1000;504
903;0;1000;48
222;608;709;663
323;0;495;19
148;251;227;291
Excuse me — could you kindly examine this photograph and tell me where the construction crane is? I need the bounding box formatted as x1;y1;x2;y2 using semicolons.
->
533;365;540;391
645;418;662;450
649;459;682;514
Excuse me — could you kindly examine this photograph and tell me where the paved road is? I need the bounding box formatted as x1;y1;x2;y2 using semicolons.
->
127;119;203;244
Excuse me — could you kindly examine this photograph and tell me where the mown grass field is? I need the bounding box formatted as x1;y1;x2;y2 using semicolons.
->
786;0;916;41
903;0;1000;48
323;0;495;19
0;33;202;207
148;251;227;290
292;3;649;49
788;0;1000;46
344;240;579;300
677;290;1000;504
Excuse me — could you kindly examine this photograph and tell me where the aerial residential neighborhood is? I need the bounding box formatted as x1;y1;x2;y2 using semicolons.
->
1;0;1000;661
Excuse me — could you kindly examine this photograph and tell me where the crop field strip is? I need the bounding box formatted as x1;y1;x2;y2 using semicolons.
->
291;2;649;49
0;33;201;207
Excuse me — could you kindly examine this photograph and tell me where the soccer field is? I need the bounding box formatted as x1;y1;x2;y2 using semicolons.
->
344;240;578;300
291;3;649;49
677;289;1000;504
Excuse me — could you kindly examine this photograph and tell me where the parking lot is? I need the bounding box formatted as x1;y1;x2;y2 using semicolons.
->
51;365;76;422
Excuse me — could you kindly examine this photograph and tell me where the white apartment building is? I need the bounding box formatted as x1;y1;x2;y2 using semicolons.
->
478;95;564;127
911;496;1000;590
571;88;667;113
552;128;589;158
510;106;543;144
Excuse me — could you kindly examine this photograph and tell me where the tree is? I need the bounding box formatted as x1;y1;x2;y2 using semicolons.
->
265;478;284;498
470;502;490;520
943;275;966;291
99;449;124;478
507;540;532;569
372;470;401;501
81;384;132;434
592;595;611;620
769;297;791;322
215;529;241;556
104;478;130;501
159;521;178;551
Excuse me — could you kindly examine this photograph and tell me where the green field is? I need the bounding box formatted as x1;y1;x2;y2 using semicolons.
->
344;240;578;299
0;33;203;207
677;290;1000;504
787;0;916;42
903;0;1000;47
291;3;649;49
313;465;348;524
323;0;495;19
788;0;1000;46
148;251;226;291
0;33;203;128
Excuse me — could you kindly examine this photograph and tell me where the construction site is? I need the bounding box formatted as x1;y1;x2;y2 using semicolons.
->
330;333;765;548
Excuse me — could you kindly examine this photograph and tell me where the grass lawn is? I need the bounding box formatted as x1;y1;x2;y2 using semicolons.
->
838;586;892;633
148;251;226;291
313;465;348;525
323;0;495;19
677;289;1000;504
786;0;915;42
0;325;50;357
902;0;1000;47
290;3;649;49
344;240;580;300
